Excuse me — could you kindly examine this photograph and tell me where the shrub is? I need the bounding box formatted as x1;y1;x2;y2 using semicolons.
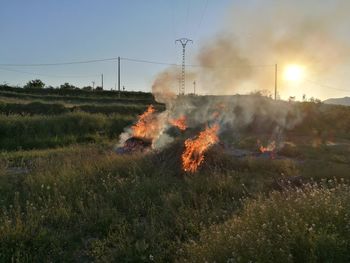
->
184;180;350;262
23;79;45;89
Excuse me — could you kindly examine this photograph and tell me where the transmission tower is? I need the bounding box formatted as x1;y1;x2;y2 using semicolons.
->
176;38;193;95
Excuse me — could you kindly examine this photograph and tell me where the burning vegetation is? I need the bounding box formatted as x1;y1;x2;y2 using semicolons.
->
118;94;302;173
258;140;277;158
131;105;159;139
117;105;160;153
169;115;187;131
182;124;219;173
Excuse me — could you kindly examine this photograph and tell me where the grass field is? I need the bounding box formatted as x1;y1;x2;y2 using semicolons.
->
1;86;350;262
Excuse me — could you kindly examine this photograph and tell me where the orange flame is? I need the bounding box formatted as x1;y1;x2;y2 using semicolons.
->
169;115;187;131
182;124;219;173
131;105;159;140
259;141;276;153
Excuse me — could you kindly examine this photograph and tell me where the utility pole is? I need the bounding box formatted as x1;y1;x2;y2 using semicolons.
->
176;38;193;95
274;64;278;100
118;56;121;97
101;74;104;90
193;80;196;95
92;81;95;90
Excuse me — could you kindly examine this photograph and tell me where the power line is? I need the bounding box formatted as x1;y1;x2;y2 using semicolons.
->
305;79;350;92
121;57;274;69
120;57;178;67
0;57;119;67
185;0;191;37
0;55;275;69
194;0;209;40
0;67;99;78
189;63;274;69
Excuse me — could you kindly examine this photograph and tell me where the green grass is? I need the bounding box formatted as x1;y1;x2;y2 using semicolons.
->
0;101;165;116
0;112;133;151
183;180;350;263
1;140;349;262
0;145;310;262
0;90;155;105
1;88;350;262
0;84;153;99
0;101;69;115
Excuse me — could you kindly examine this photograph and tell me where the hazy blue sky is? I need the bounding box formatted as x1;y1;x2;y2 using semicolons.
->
0;0;231;91
1;0;349;100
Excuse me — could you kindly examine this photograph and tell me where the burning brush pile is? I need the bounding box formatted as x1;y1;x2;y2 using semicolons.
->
117;103;220;173
116;94;302;173
116;105;157;154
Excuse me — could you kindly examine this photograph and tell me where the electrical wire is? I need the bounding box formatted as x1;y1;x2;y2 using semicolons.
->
121;57;274;68
305;79;350;92
0;57;119;67
0;67;99;78
0;55;275;69
185;0;191;37
194;0;209;41
120;57;178;67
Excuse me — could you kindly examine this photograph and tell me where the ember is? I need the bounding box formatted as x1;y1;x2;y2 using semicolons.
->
169;115;187;131
182;124;219;173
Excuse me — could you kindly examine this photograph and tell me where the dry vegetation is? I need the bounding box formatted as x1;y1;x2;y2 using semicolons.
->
1;86;350;262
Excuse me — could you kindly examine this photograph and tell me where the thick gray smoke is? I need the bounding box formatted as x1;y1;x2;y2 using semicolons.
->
196;0;350;97
153;0;350;99
123;0;348;151
197;35;253;95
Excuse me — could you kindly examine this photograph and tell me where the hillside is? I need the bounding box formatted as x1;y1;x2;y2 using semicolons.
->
324;96;350;106
1;85;350;262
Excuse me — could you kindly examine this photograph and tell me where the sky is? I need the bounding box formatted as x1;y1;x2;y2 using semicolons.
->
0;0;349;100
0;0;230;91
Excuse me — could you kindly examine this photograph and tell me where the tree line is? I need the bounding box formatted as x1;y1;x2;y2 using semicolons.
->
23;79;101;91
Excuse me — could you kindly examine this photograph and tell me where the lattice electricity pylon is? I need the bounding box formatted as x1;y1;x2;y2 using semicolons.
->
176;38;193;95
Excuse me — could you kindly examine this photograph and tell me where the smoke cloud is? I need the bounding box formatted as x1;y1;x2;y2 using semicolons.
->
195;0;350;98
120;0;348;152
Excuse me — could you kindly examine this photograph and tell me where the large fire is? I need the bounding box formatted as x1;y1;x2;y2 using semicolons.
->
169;115;187;131
182;124;220;173
131;105;160;140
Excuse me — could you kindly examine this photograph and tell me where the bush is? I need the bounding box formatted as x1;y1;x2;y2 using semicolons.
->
184;181;350;262
23;79;45;89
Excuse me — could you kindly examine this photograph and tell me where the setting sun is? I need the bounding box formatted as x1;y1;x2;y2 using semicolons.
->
284;64;304;82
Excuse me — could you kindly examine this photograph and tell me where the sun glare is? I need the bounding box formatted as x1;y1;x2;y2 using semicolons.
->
284;64;304;82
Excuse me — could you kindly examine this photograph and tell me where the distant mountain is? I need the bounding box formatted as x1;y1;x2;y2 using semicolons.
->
323;97;350;106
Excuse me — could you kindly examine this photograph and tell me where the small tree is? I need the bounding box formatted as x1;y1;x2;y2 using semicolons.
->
82;86;93;91
60;82;78;90
24;79;45;89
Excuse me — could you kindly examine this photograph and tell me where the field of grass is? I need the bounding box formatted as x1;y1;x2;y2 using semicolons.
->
1;86;350;262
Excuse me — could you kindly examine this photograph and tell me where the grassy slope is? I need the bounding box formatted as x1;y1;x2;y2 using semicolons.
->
0;139;350;262
0;112;133;151
1;87;350;262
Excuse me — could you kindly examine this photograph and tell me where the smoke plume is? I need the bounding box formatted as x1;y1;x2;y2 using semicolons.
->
120;0;349;152
195;0;350;97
